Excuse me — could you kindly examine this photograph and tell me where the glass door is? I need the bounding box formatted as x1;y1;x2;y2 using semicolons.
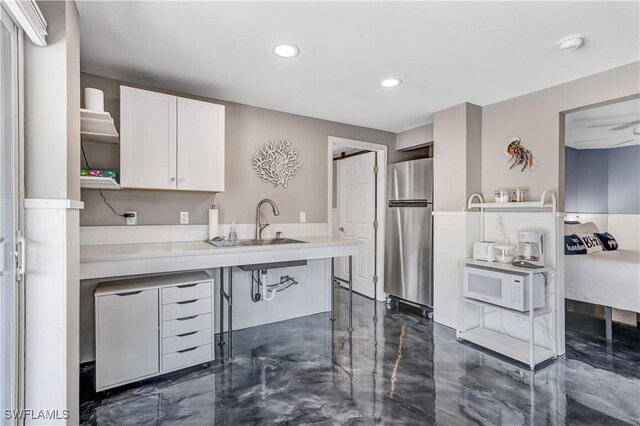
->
0;5;21;424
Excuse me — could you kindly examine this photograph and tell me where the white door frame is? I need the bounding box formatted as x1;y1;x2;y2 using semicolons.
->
327;136;387;301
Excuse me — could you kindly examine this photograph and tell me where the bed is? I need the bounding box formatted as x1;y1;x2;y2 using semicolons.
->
565;250;640;313
564;221;640;341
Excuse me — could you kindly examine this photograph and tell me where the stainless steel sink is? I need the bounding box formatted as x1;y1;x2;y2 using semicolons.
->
236;238;307;246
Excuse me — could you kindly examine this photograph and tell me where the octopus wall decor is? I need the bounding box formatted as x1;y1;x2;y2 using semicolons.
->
252;140;302;188
505;137;536;172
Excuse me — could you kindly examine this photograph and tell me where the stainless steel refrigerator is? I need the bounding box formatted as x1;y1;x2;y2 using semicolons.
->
384;158;433;307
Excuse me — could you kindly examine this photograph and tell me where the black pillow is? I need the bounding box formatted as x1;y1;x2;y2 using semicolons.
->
564;234;587;255
595;232;619;251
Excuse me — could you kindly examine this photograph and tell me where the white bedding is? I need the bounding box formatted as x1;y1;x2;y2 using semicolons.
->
565;250;640;312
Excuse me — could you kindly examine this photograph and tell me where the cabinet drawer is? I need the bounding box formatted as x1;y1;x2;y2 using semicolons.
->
163;344;212;372
162;281;212;304
162;329;212;354
162;298;211;321
162;313;212;338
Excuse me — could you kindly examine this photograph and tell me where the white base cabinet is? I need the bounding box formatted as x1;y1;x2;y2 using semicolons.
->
95;271;215;391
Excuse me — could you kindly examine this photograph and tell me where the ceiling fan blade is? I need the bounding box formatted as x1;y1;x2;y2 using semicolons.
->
587;123;625;128
572;135;622;144
609;139;634;148
610;120;640;131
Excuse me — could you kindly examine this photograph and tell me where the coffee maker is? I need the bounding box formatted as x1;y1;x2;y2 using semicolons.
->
512;231;544;268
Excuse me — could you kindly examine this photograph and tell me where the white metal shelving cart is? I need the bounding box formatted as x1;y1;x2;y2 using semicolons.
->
458;191;558;370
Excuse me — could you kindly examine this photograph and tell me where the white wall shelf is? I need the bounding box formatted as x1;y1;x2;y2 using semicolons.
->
460;296;553;319
458;327;555;366
463;258;554;275
81;176;121;190
467;190;557;212
81;108;119;144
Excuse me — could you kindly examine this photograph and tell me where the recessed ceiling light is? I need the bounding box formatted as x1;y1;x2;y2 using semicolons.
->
381;78;402;88
557;34;586;51
273;44;299;58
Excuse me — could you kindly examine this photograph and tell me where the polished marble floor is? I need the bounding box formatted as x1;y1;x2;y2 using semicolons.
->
80;288;640;425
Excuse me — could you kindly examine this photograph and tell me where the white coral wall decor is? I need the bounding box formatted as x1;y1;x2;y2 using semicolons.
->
252;140;302;189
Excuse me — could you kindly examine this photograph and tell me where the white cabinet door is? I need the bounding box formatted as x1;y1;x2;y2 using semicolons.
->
96;289;159;390
177;98;225;191
120;86;177;189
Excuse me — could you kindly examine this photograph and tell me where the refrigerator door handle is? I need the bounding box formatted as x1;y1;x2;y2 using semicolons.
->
388;200;432;208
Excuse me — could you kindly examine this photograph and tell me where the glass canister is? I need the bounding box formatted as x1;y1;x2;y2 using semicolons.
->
494;188;512;203
495;245;515;263
513;188;528;202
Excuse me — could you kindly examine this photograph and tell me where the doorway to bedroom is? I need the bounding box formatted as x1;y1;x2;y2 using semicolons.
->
562;96;640;348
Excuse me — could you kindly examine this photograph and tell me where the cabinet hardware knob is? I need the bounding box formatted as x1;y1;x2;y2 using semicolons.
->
177;331;198;337
116;290;142;296
170;177;176;182
177;283;197;288
176;315;198;321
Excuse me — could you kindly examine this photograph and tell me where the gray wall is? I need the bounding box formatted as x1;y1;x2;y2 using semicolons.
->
396;122;433;151
564;146;579;212
80;73;426;226
565;145;640;213
609;145;640;213
481;62;639;210
433;103;482;211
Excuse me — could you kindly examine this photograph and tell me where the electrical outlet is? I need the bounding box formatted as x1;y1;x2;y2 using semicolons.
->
180;211;189;224
126;211;137;226
300;212;306;223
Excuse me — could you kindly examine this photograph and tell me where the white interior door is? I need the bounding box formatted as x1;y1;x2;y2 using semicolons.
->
0;6;20;419
338;152;376;298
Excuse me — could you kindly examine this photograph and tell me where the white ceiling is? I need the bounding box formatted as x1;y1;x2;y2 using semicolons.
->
565;98;640;150
77;1;640;133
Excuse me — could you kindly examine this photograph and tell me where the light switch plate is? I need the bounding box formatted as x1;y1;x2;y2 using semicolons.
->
300;212;306;223
180;211;189;224
126;211;137;226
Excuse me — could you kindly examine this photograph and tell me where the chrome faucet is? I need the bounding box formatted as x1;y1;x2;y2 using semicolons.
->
255;199;280;239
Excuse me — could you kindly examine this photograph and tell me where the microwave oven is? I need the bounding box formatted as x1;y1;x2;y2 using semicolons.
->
463;266;545;312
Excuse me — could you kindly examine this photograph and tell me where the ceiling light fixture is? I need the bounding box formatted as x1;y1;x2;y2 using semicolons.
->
557;34;586;51
273;44;300;58
381;78;402;88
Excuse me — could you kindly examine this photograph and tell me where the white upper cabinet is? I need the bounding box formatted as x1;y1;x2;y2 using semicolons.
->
177;98;225;192
120;86;225;192
120;86;177;190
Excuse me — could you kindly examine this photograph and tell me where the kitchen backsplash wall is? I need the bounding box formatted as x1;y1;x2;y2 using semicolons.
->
80;73;428;226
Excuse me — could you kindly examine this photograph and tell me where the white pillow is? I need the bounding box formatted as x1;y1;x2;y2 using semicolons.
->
576;232;603;253
565;222;599;236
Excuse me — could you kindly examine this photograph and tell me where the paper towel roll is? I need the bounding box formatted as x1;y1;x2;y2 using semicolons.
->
208;208;219;240
84;88;104;112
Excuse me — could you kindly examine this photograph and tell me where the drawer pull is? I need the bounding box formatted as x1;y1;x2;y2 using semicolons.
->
176;331;198;337
177;346;198;353
177;283;197;289
176;299;198;305
176;315;198;321
116;290;142;297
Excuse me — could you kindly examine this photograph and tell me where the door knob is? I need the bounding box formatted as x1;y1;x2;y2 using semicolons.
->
339;227;344;232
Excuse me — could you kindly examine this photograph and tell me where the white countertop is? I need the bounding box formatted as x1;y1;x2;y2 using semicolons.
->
80;236;360;280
